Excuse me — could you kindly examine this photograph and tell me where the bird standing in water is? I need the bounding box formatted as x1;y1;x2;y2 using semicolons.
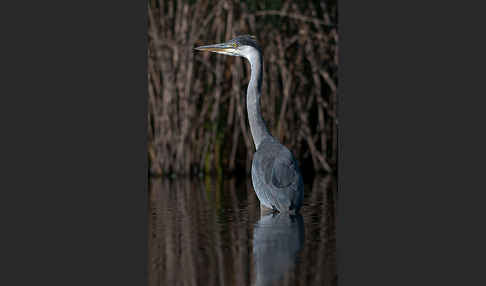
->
195;35;304;213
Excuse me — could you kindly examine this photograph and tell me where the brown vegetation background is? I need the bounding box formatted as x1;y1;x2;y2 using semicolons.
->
148;0;338;176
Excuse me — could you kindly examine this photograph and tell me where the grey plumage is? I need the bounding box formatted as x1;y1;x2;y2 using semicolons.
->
195;35;304;213
252;137;304;213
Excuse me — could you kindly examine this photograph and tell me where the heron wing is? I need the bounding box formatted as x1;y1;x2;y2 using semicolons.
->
253;139;303;211
270;150;298;189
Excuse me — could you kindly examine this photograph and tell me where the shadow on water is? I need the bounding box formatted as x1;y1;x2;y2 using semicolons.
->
253;213;304;286
148;175;337;286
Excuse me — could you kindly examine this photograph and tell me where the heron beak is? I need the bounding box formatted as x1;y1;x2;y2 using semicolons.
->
194;42;236;56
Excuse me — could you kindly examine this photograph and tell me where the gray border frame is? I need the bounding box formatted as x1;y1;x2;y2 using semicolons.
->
2;0;485;285
1;1;148;285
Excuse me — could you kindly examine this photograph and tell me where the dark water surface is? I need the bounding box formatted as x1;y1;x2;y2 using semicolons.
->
149;175;337;286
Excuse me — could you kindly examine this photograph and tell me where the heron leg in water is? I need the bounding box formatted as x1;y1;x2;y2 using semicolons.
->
260;204;275;215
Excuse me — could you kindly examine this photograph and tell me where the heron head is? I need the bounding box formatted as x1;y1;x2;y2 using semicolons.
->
194;35;261;59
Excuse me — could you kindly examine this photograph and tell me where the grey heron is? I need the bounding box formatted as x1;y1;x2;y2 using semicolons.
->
195;35;304;213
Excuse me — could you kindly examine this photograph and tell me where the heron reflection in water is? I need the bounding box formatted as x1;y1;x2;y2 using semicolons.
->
195;35;304;214
252;212;305;286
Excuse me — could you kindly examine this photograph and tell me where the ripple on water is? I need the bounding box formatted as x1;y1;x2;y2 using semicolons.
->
148;175;337;286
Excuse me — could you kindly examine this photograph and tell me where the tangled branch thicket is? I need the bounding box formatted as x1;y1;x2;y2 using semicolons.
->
148;0;338;176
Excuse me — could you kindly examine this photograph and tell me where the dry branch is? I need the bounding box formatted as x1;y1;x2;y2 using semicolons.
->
148;0;338;175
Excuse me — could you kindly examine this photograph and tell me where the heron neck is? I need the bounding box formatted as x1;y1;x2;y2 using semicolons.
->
246;51;271;150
